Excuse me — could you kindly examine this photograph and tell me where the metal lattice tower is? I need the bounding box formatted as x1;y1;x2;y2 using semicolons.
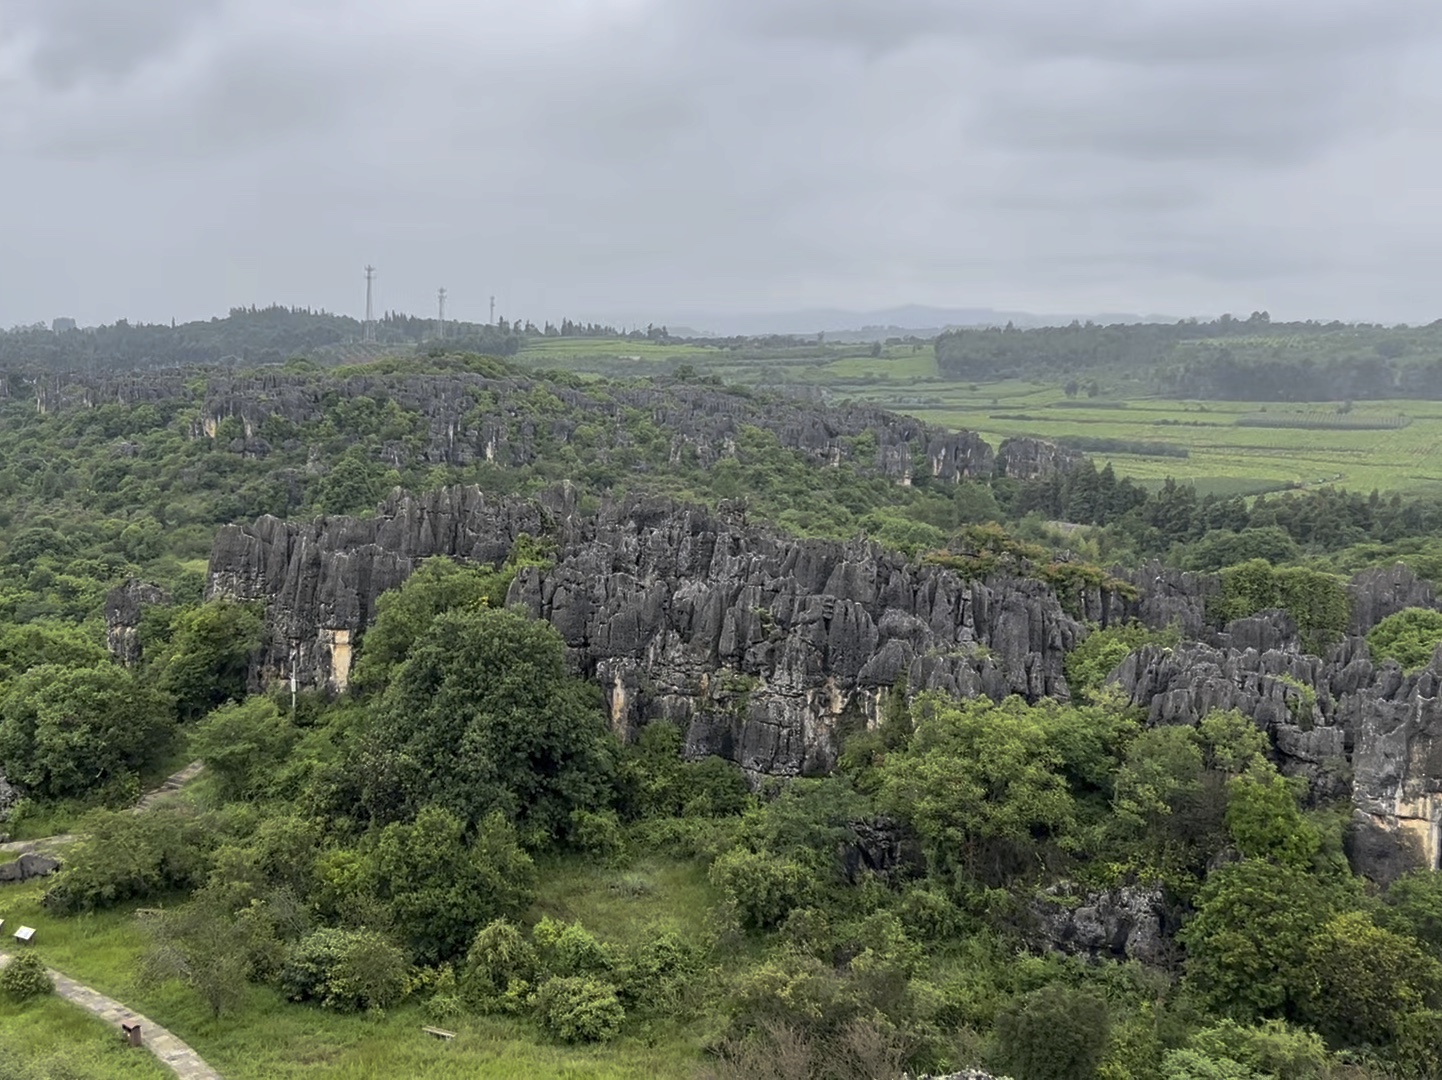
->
363;265;376;343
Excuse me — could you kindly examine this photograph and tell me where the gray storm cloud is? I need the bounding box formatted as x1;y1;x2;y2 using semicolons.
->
1;0;1439;327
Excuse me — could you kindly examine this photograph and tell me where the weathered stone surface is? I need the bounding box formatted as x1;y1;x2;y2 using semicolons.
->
0;852;61;884
1348;564;1439;636
839;818;924;885
104;580;170;666
1030;883;1171;967
209;487;1089;777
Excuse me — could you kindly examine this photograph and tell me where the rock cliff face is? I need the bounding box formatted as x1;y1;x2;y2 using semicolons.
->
1106;565;1442;881
208;487;1112;776
104;580;170;667
205;487;1442;878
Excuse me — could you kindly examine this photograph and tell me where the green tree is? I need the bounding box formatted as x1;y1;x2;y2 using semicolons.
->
190;698;296;801
708;848;814;932
1181;860;1342;1020
1224;760;1319;869
1299;910;1442;1048
0;663;175;799
995;984;1110;1080
530;975;626;1043
351;557;514;691
372;807;536;964
880;694;1077;887
365;607;616;840
153;600;264;721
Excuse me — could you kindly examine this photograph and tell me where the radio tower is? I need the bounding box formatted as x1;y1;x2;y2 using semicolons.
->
436;287;447;340
363;265;377;343
490;295;496;326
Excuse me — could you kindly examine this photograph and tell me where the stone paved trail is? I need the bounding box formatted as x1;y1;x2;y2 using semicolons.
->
1;761;205;855
0;950;221;1079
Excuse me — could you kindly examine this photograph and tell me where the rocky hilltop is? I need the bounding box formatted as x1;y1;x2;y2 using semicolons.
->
195;487;1442;881
30;368;1081;483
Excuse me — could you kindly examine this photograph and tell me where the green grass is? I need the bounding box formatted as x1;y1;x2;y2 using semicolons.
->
0;857;721;1079
0;989;172;1078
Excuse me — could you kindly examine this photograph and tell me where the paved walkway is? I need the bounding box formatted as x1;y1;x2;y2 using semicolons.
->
0;950;221;1079
2;761;206;855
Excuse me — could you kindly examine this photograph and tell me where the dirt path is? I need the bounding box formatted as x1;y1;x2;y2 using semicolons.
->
0;950;222;1079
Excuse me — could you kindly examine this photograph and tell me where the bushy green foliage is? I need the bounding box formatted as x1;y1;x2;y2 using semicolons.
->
359;607;617;840
462;919;538;1008
1224;761;1320;869
529;975;626;1043
1367;607;1442;671
190;698;297;800
350;557;516;690
994;984;1110;1080
1065;621;1176;702
879;694;1089;887
373;807;537;964
0;662;174;799
619;722;751;820
1214;561;1350;654
151;600;264;721
0;952;53;1000
42;807;217;913
281;927;409;1012
1188;1019;1328;1080
709;849;814;932
1299;911;1442;1048
1180;861;1343;1020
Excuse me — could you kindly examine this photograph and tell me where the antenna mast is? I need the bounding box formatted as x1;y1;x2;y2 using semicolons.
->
437;287;447;340
490;295;496;325
363;265;377;343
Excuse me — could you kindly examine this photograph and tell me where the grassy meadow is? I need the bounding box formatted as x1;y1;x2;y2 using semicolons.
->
0;856;721;1079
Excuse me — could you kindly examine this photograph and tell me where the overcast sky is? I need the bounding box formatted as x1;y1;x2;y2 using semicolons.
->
3;0;1441;329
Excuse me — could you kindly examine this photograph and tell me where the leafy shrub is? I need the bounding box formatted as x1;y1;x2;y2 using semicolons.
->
708;848;813;931
1161;1048;1265;1080
994;984;1110;1080
1368;608;1442;672
0;952;53;1000
533;917;612;978
281;927;409;1012
1188;1019;1327;1080
530;975;625;1042
1214;561;1350;654
42;807;216;914
463;918;538;1008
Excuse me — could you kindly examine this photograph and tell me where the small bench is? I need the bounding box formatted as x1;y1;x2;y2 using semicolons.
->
421;1026;455;1041
13;926;35;944
121;1022;143;1048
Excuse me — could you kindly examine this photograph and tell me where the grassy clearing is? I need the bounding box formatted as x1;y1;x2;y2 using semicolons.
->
0;857;720;1079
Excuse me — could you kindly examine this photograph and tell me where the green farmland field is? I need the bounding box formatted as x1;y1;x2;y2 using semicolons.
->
512;338;1442;495
889;384;1442;495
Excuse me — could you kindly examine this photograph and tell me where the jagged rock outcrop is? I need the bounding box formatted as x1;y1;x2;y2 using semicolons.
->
839;818;925;885
0;852;61;885
208;487;1100;776
996;437;1085;481
1030;883;1171;967
104;580;170;667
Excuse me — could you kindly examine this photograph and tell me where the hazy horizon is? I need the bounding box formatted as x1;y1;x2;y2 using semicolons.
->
4;0;1441;328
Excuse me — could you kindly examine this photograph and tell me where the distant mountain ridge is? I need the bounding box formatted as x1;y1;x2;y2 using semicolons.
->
653;305;1182;338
